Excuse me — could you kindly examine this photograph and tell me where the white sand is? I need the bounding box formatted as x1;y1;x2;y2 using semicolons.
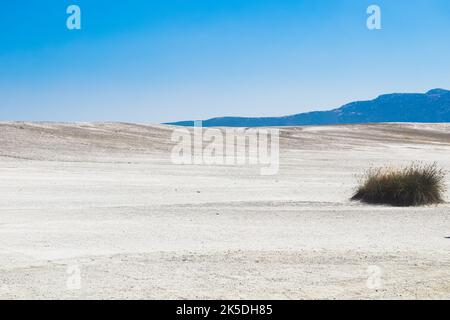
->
0;122;449;299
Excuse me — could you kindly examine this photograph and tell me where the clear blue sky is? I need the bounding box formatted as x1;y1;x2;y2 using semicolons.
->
1;0;449;123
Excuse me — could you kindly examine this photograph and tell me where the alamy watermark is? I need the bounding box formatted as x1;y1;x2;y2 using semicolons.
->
366;265;383;289
170;121;279;175
66;264;82;290
67;5;81;30
66;5;381;31
367;5;382;30
66;5;380;32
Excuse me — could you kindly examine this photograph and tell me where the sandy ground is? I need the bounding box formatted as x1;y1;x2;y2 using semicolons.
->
0;122;449;299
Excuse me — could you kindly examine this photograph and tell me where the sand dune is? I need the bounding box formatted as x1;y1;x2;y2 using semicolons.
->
0;122;449;299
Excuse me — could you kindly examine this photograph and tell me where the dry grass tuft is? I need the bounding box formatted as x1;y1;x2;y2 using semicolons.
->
351;163;446;207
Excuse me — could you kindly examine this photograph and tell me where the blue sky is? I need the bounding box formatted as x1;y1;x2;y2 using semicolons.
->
0;0;449;123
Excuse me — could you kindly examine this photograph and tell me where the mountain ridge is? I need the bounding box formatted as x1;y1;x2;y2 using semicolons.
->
166;88;450;127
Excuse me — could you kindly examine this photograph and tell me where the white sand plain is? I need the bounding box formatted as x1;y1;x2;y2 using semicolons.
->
0;122;449;299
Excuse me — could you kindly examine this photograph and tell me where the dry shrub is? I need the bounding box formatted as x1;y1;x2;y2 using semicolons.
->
351;163;446;206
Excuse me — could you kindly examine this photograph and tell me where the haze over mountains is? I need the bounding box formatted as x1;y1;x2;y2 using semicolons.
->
168;89;450;127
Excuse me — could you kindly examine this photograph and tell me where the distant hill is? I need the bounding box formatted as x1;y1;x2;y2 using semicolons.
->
166;89;450;127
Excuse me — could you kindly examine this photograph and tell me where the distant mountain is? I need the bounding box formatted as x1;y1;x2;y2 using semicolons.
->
166;89;450;127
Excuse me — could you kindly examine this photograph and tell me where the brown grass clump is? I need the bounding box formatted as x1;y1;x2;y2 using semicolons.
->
351;163;446;207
